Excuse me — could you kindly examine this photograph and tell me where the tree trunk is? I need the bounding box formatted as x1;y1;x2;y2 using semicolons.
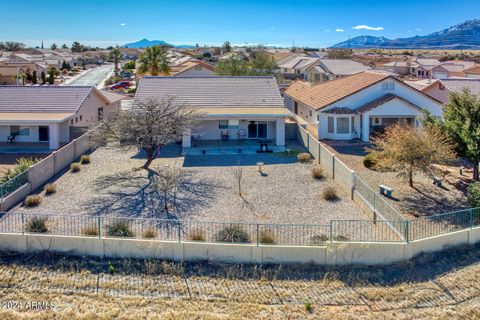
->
143;148;159;169
474;160;479;181
408;170;413;188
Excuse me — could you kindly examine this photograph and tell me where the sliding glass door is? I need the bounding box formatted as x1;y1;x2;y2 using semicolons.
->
248;122;268;139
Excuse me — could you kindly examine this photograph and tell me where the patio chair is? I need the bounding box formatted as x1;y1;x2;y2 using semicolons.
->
237;129;246;139
7;134;16;144
221;130;229;140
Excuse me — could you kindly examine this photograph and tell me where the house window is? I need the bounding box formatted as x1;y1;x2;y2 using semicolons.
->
317;114;319;122
75;117;78;123
10;126;29;136
294;101;298;115
309;110;312;117
79;115;83;121
382;82;395;90
439;83;445;90
219;120;229;129
328;117;334;133
351;116;355;133
337;117;350;134
70;119;74;125
98;107;104;121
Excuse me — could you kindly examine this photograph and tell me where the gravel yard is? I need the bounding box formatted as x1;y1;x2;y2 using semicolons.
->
323;141;471;218
11;142;365;227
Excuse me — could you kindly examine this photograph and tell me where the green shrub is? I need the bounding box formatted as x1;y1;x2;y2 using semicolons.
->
106;220;135;238
322;186;338;201
81;225;99;236
188;228;206;241
215;224;250;243
297;153;312;163
468;182;480;208
0;157;38;184
108;261;115;274
259;229;276;244
80;155;91;165
44;183;57;195
24;195;42;207
363;154;376;169
25;216;48;233
142;228;157;239
70;163;81;173
305;301;313;313
311;166;324;179
310;234;328;245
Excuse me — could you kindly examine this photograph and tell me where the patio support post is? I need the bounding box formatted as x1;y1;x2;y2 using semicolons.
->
362;114;370;142
48;123;60;149
275;118;285;146
182;130;191;148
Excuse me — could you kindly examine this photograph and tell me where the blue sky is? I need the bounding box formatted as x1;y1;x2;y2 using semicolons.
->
1;0;479;48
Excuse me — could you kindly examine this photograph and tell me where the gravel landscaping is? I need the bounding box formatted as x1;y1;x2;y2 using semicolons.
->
10;141;365;227
323;141;471;218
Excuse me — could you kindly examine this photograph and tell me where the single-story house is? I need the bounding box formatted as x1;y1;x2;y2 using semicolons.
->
0;86;123;149
134;76;290;150
170;61;215;77
465;66;480;79
283;71;443;142
305;59;371;84
411;78;480;104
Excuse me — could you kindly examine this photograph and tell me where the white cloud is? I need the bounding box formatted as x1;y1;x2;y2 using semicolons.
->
416;28;422;31
352;25;384;31
270;26;276;29
335;29;344;32
324;29;331;32
120;23;126;26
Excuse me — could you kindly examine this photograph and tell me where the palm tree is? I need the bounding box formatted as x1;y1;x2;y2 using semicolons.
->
138;45;170;76
109;47;122;76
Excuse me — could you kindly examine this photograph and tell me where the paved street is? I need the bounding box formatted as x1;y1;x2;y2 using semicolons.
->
65;64;113;88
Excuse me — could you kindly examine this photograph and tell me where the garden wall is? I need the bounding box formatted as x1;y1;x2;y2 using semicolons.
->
0;134;91;211
0;227;479;265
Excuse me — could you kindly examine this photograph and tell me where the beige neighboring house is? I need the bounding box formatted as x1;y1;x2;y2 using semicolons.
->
465;66;480;79
170;60;215;77
0;86;124;149
305;59;371;84
407;78;480;104
383;61;418;76
414;58;441;78
0;53;47;85
278;57;319;80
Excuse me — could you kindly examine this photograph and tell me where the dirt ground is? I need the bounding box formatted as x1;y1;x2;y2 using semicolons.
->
323;141;471;218
1;242;480;319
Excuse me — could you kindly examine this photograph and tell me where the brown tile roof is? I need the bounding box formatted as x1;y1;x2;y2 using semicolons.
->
465;66;480;75
356;94;421;113
99;89;128;103
284;71;389;111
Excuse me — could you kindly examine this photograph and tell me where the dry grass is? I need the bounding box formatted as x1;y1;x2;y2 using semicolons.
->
24;195;42;207
188;228;206;241
81;225;99;236
44;183;57;195
80;155;91;165
297;153;312;163
70;163;81;173
311;166;324;179
321;186;338;201
142;228;157;239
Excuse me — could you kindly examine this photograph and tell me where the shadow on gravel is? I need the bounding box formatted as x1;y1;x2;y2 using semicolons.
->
1;242;480;289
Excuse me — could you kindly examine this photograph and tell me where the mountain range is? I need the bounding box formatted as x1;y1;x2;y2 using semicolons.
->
332;20;480;49
123;39;194;49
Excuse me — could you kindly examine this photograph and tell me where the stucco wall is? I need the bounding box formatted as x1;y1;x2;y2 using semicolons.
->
192;119;277;141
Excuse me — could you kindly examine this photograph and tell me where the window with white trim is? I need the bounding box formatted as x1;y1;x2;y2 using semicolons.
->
328;117;334;133
337;117;350;134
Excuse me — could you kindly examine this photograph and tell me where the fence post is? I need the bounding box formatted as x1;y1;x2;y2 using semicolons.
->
329;221;333;243
256;224;259;246
405;220;409;244
97;217;101;239
332;155;335;179
21;213;24;235
470;208;473;229
177;223;181;243
317;142;321;165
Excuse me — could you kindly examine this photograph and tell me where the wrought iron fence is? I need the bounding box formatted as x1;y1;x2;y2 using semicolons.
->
0;171;29;200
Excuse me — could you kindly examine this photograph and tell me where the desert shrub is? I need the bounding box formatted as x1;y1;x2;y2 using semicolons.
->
79;155;91;164
322;186;338;201
142;228;157;239
333;235;350;241
25;216;48;233
108;261;115;274
305;301;313;313
1;157;38;184
310;234;328;245
188;228;206;241
297;153;312;163
259;229;276;244
363;154;376;169
70;163;81;173
24;195;42;207
44;183;57;195
311;166;324;179
82;225;99;236
468;182;480;208
215;224;250;243
106;220;135;238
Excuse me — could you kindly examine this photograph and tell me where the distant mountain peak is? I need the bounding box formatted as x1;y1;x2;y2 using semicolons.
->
123;39;173;48
332;20;480;50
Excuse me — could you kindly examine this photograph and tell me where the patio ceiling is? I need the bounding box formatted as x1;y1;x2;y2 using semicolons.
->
0;112;74;123
201;107;291;118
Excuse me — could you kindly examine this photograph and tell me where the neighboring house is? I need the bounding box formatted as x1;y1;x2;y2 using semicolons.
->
278;57;319;80
430;61;476;79
383;61;418;76
465;66;480;79
410;78;480;104
414;58;441;78
283;72;443;142
305;59;371;84
170;61;215;77
0;86;123;149
134;76;290;149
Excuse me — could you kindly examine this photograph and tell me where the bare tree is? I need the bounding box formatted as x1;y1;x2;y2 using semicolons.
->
154;166;184;212
368;124;456;187
232;165;244;197
91;97;201;169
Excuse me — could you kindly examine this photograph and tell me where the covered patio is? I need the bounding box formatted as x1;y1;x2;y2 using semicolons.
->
183;138;284;156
